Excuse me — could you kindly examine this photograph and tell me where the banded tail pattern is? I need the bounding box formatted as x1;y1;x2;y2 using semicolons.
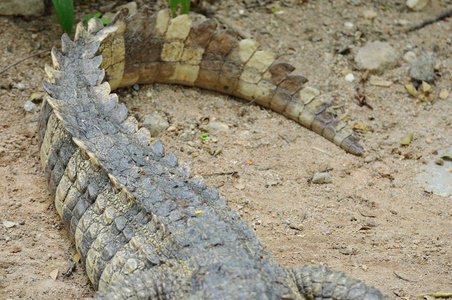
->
97;8;364;155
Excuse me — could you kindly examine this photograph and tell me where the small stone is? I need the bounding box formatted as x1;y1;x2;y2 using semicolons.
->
146;92;153;98
312;172;333;184
15;82;25;90
364;155;374;163
24;100;38;113
345;73;355;82
340;245;357;255
363;10;377;20
132;84;140;91
403;51;416;63
323;52;334;62
116;1;137;15
49;269;58;281
141;114;169;137
179;131;195;142
3;221;16;228
355;41;398;74
439;90;449;100
409;54;436;83
166;125;177;132
406;0;428;11
344;22;355;30
200;121;229;134
435;158;444;166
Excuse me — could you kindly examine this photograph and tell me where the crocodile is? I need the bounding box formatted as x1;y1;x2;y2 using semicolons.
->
38;7;387;299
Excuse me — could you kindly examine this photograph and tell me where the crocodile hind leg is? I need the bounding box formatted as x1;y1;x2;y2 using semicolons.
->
291;265;391;300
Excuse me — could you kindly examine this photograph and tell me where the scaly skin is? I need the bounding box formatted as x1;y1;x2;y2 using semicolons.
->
39;8;387;299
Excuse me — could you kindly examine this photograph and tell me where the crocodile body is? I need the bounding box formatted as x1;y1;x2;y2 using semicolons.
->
39;7;386;299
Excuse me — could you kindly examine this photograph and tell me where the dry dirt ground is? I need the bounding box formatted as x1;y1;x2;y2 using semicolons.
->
0;0;451;299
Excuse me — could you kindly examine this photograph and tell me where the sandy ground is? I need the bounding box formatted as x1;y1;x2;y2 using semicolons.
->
0;0;451;299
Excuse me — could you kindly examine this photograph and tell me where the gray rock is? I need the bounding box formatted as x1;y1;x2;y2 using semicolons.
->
312;172;333;184
409;54;436;83
0;0;44;16
24;100;38;113
141;114;169;137
355;41;398;74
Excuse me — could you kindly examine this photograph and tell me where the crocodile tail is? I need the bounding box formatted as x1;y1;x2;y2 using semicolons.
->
291;265;390;300
97;7;363;156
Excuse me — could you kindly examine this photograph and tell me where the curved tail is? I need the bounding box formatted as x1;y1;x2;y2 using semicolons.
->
96;7;363;155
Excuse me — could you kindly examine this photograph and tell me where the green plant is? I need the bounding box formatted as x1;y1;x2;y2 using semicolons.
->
52;0;73;34
168;0;191;18
83;12;110;26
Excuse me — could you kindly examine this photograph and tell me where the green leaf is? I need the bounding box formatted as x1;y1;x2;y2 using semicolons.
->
168;0;191;18
52;0;74;35
82;14;92;22
93;12;102;18
200;133;208;140
100;18;110;25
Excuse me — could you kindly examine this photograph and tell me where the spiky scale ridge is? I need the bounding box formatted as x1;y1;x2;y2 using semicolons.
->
37;7;385;300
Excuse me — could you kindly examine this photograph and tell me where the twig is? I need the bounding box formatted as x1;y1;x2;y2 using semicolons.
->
203;171;238;177
312;146;333;157
393;271;417;282
0;48;51;75
407;7;452;32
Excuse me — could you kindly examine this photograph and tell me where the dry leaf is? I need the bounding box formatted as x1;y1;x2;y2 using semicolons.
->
400;133;413;145
420;81;431;93
73;253;81;263
405;83;417;97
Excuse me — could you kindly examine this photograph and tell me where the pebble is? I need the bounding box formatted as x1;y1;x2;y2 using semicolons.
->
132;84;140;91
344;73;355;82
200;121;229;134
355;41;398;74
403;51;416;63
363;10;378;20
141;114;169;137
14;82;26;90
435;158;444;166
146;92;153;98
439;90;449;100
409;53;436;83
406;0;428;11
344;22;355;30
312;172;333;184
24;100;38;113
179;131;195;142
